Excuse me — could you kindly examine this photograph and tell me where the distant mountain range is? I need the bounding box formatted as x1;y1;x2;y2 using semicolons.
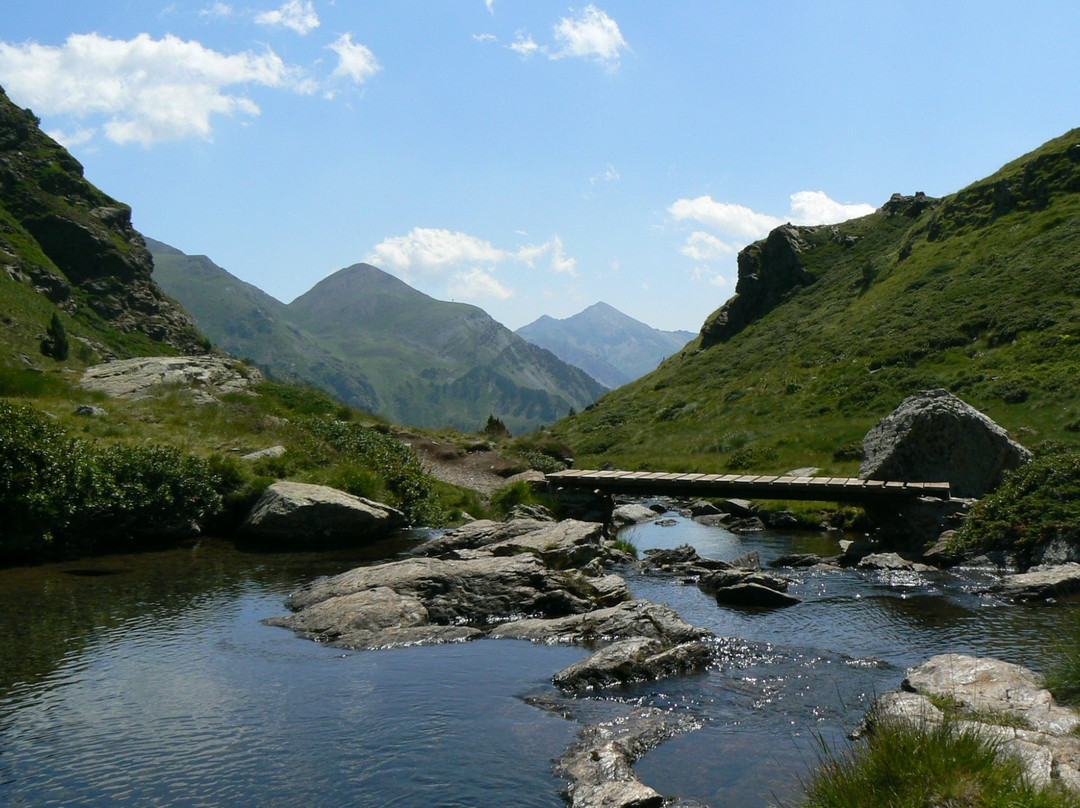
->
516;302;695;388
150;241;607;433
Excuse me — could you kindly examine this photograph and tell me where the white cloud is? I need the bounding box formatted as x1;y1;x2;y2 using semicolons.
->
328;33;381;84
200;3;233;19
47;126;98;148
366;227;578;282
0;33;312;146
552;5;629;68
669;196;782;242
680;231;735;261
449;268;514;300
499;5;628;69
589;163;620;185
255;0;320;35
670;190;876;283
473;33;498;44
788;190;876;225
509;34;542;58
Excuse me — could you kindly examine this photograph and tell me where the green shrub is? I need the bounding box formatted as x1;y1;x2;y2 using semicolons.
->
298;417;442;526
0;400;222;557
725;444;780;470
954;442;1080;561
490;479;546;517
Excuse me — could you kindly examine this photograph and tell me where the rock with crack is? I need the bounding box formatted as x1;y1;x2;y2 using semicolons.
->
268;553;625;649
992;563;1080;602
411;517;564;557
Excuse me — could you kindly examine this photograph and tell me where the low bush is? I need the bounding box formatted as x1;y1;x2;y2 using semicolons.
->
0;400;221;558
298;417;442;526
954;441;1080;562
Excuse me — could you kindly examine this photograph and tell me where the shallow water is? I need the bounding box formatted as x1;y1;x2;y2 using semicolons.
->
0;517;1077;807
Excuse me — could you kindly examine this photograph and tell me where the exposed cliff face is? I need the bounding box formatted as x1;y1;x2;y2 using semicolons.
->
0;85;206;355
699;223;817;348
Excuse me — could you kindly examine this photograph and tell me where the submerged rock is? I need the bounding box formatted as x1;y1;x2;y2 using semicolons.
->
554;706;702;808
242;481;405;546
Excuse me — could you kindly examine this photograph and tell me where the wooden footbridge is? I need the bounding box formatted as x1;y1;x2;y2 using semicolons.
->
546;469;951;504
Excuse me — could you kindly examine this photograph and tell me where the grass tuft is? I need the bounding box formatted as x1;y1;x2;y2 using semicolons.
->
796;716;1074;808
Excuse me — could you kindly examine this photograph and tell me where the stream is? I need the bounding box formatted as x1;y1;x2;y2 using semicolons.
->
1;514;1076;807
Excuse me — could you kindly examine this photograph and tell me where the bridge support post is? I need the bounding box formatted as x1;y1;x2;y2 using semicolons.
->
549;485;614;530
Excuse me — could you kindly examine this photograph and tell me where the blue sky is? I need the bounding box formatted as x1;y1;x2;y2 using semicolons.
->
2;2;1079;332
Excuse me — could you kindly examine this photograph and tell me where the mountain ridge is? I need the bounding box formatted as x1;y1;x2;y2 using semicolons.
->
516;301;694;389
152;248;607;433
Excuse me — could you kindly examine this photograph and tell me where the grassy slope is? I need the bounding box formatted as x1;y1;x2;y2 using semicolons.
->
553;129;1080;474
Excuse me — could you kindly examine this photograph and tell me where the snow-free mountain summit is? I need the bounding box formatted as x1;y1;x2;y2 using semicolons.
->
151;244;607;433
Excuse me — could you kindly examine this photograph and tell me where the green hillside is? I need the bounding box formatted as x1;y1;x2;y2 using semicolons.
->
552;129;1080;474
148;241;380;411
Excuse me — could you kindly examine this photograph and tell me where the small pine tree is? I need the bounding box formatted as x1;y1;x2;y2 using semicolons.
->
41;312;69;360
482;414;510;438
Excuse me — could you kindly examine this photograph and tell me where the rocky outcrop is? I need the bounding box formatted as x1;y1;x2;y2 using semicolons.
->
242;481;406;546
861;389;1031;499
268;552;613;648
80;355;262;402
876;654;1080;792
612;503;658;526
0;86;207;353
991;563;1080;602
700;224;816;347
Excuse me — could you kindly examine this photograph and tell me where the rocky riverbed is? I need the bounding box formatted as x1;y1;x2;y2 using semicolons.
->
265;504;1080;806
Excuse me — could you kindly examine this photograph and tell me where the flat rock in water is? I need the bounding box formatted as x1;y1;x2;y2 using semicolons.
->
612;503;658;526
242;481;405;545
992;563;1080;602
488;599;711;645
411;517;554;556
710;582;801;609
282;553;604;622
555;707;700;808
486;519;607;570
553;638;712;691
857;552;936;572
